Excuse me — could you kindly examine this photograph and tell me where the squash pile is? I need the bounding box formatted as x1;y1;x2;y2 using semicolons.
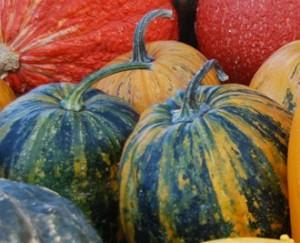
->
0;3;300;243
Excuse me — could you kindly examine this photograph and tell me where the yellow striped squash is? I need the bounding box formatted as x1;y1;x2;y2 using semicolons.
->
119;60;291;242
0;62;150;242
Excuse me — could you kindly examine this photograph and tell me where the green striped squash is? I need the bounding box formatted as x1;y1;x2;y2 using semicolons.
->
119;60;291;242
0;62;150;242
0;179;102;243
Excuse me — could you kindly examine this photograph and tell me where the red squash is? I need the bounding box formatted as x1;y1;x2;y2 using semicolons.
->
196;0;300;85
0;0;178;93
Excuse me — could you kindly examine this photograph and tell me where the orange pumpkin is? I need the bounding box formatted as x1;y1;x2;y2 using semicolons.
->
288;99;300;243
93;9;219;114
250;40;300;113
203;235;294;243
0;79;15;110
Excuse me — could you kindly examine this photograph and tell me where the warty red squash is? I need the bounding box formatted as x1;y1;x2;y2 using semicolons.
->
0;0;178;93
196;0;300;85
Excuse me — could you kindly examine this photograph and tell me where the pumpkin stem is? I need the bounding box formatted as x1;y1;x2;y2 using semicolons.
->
173;59;228;122
132;9;173;63
60;62;151;111
0;44;20;78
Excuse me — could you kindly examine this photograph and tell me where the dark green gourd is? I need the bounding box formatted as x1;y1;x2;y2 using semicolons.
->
0;179;102;243
119;60;291;242
0;62;150;242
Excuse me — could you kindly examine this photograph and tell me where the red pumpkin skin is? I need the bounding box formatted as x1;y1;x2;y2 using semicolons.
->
0;0;178;93
196;0;300;85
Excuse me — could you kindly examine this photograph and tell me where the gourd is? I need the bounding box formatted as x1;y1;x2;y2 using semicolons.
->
119;60;291;242
196;0;300;85
93;9;219;114
288;101;300;243
0;178;102;243
0;0;178;93
0;79;15;110
203;235;293;243
250;40;300;113
0;61;150;242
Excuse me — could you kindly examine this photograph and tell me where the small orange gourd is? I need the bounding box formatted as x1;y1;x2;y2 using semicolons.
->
0;79;15;110
250;40;300;113
288;99;300;243
93;9;219;114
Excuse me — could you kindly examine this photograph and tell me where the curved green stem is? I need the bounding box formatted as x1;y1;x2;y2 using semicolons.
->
174;59;228;122
132;9;173;63
60;62;151;111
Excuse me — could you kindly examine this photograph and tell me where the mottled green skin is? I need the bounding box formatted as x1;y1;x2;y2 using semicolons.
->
0;83;139;242
120;84;291;243
283;88;296;113
0;179;102;243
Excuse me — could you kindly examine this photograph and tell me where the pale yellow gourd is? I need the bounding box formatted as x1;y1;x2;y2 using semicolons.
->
203;235;294;243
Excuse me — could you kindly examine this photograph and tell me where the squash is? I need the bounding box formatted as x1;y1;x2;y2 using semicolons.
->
93;9;219;114
0;0;178;93
0;79;15;110
287;101;300;243
203;235;294;243
196;0;300;85
119;60;291;242
250;40;300;113
0;61;150;242
0;178;102;243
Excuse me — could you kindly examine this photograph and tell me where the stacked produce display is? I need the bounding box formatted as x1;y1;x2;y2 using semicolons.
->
0;1;300;242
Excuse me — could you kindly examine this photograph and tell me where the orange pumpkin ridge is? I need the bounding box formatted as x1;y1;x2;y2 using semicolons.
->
250;40;300;113
288;101;300;242
0;80;15;110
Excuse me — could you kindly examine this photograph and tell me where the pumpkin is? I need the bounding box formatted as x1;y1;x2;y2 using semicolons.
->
250;40;300;113
196;0;300;85
0;79;15;110
287;101;300;243
0;61;150;242
93;9;219;114
0;0;178;94
119;60;291;242
0;178;102;243
203;235;294;243
172;0;198;46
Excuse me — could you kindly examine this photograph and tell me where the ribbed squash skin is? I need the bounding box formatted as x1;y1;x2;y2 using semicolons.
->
94;41;219;114
0;179;102;243
0;83;138;242
0;0;178;93
0;80;15;110
250;40;300;113
288;103;300;243
120;84;291;242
